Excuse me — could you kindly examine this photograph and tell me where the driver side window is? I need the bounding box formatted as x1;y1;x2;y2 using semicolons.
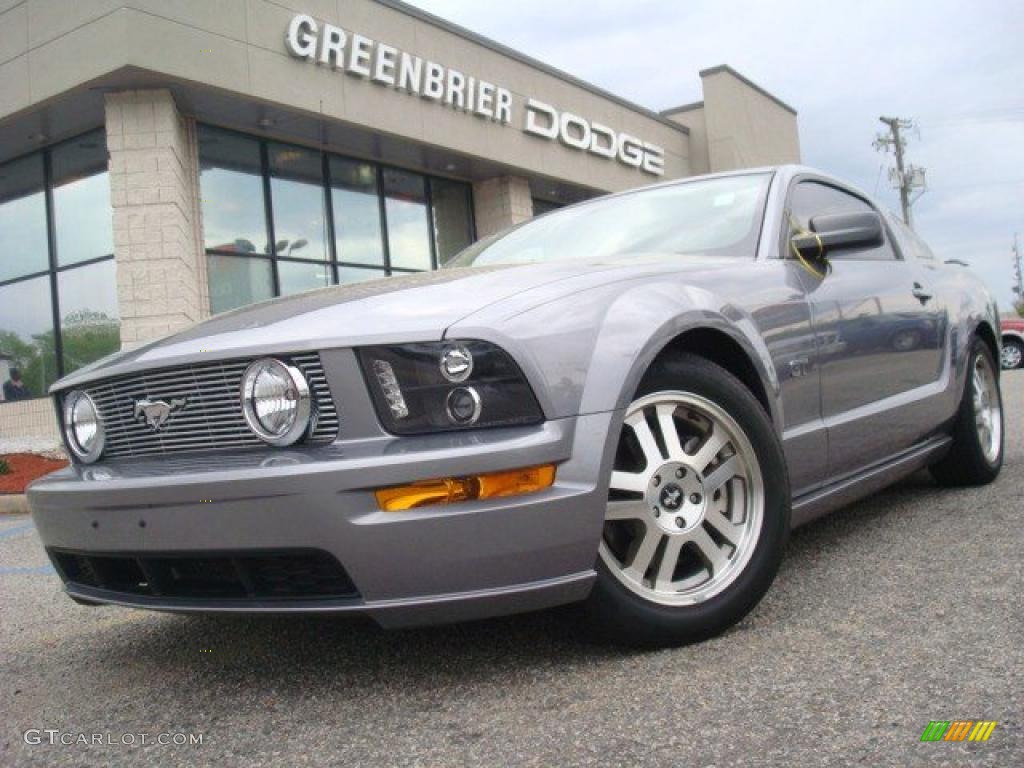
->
789;181;897;261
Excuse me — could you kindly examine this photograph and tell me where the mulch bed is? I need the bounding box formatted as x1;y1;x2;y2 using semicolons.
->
0;454;69;494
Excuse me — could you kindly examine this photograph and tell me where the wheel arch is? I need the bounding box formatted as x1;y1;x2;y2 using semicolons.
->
974;320;1000;375
645;328;774;420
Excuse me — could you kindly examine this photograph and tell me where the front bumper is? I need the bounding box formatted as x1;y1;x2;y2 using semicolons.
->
28;412;616;627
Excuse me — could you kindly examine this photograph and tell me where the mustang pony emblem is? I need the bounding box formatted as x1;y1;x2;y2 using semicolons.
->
133;398;186;431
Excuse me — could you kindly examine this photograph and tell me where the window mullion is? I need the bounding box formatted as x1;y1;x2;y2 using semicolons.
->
41;148;64;378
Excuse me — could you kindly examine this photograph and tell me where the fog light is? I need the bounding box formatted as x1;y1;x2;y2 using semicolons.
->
375;464;557;511
446;386;481;425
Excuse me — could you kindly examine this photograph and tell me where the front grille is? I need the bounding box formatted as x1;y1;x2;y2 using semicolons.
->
49;549;359;601
79;353;338;459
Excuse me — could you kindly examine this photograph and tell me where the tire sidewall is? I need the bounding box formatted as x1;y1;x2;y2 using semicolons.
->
964;341;1005;474
586;356;790;646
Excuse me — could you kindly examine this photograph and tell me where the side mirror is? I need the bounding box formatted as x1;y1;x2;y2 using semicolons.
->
791;211;884;257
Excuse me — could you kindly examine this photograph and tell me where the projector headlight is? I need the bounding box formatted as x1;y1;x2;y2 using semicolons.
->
63;390;105;463
358;341;543;435
240;358;312;446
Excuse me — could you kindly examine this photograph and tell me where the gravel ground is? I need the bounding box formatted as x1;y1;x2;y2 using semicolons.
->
2;373;1021;768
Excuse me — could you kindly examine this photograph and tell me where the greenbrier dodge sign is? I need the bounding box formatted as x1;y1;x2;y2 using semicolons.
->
285;14;666;176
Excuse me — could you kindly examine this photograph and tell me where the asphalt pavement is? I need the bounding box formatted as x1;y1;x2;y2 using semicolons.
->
2;372;1021;767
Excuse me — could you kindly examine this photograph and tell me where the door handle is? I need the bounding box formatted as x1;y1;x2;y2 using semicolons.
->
912;283;933;303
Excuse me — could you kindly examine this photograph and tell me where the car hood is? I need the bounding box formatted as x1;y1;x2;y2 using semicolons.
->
54;254;738;389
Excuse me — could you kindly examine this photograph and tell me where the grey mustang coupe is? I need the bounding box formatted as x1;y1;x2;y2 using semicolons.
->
29;166;1004;646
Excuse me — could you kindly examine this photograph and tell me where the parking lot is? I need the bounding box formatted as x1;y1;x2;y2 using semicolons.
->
1;372;1020;767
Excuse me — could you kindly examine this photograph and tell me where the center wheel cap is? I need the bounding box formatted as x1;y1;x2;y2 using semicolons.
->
647;462;705;534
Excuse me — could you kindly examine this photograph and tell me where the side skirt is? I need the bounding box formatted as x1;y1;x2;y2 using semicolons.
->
790;435;952;528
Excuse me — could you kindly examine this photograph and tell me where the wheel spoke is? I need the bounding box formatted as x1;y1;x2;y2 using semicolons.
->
655;537;684;590
703;455;741;496
605;500;647;522
626;411;663;469
625;526;661;580
688;526;728;575
656;403;685;460
690;427;728;473
704;508;742;547
610;470;647;494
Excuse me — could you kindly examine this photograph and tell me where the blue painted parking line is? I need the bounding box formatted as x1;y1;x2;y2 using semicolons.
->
0;522;34;540
0;565;54;575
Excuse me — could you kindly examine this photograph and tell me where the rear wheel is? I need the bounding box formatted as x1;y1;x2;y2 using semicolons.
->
1002;338;1023;370
581;354;790;647
930;338;1003;486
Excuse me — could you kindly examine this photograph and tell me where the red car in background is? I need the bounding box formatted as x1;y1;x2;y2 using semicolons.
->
1002;317;1024;369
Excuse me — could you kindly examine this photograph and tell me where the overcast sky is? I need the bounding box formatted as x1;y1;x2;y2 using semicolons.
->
408;0;1024;311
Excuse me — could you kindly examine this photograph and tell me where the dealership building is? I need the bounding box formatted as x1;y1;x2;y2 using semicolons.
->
0;0;800;444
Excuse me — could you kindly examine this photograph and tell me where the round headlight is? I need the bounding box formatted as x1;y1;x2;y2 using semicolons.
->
63;391;105;463
439;343;474;383
240;358;311;446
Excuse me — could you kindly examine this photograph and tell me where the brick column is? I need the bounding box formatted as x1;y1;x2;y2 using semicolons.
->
472;176;534;238
105;90;204;350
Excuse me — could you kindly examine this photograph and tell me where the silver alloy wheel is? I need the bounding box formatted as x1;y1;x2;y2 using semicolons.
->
972;353;1002;464
1002;341;1022;370
600;391;765;607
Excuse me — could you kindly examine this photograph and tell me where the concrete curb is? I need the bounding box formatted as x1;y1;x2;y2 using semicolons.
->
0;495;30;515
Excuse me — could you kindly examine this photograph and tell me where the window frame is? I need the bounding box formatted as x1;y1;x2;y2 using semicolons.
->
199;125;476;307
779;175;906;263
0;128;116;401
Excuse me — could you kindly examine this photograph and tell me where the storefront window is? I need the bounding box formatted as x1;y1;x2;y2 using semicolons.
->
330;157;385;269
198;127;268;254
383;169;433;271
198;126;473;312
52;134;113;267
207;254;274;315
278;259;331;297
0;154;48;282
431;178;474;264
268;143;328;262
57;260;120;374
0;129;118;401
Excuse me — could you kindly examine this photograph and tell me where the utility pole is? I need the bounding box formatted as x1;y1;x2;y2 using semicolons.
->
1013;233;1023;309
874;116;926;229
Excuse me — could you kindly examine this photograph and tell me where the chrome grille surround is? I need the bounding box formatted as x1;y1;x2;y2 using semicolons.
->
74;353;338;460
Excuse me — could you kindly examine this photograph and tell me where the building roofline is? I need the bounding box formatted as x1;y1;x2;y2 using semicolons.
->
698;65;798;115
372;0;689;135
661;100;704;116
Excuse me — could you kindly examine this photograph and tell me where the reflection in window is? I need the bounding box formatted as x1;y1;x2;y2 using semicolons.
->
331;158;384;266
199;126;268;254
0;276;57;399
338;265;384;285
52;131;113;267
269;143;327;261
57;260;120;374
278;260;331;296
430;178;473;264
207;254;274;314
197;126;475;314
383;169;433;271
0;153;48;282
0;131;118;402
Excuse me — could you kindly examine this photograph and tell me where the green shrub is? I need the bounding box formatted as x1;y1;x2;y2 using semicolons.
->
0;458;10;475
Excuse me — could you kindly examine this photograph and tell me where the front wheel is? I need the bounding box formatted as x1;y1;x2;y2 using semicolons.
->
581;354;790;647
930;338;1004;486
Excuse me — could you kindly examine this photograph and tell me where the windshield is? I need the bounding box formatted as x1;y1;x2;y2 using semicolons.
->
449;173;772;268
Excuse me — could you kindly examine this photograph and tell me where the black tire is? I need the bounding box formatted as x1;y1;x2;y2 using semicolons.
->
930;338;1004;487
1002;337;1024;370
69;595;102;607
580;354;790;648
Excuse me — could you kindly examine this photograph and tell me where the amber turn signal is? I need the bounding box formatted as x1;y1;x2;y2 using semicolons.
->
375;464;556;512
